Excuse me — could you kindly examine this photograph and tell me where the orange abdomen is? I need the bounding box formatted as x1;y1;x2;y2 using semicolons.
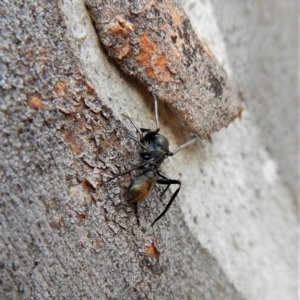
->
127;170;156;203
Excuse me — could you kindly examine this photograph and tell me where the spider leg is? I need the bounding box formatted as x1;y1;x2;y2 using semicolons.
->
151;92;160;131
139;92;161;143
103;158;155;183
123;114;142;135
151;178;181;226
157;171;171;197
126;134;149;152
123;113;156;143
170;135;198;156
160;184;170;198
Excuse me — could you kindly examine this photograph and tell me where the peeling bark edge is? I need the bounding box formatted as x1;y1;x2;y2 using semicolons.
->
85;0;242;139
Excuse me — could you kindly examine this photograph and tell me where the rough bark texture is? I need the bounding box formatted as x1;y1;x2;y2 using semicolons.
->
85;0;242;139
0;0;243;299
0;0;298;300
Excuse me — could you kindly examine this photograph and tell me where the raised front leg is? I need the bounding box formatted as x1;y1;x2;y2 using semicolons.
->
170;135;198;156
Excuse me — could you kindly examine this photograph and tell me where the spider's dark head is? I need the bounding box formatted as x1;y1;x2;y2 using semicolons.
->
155;134;169;153
143;134;170;165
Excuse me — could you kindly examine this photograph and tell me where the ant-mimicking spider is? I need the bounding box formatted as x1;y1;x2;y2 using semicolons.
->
104;92;197;226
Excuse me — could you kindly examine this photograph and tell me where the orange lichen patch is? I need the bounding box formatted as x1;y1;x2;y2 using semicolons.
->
37;51;49;64
136;35;175;81
145;242;160;259
82;178;96;192
153;53;167;71
135;33;157;67
61;129;80;155
27;94;44;109
69;140;80;155
145;67;156;79
109;24;128;36
55;81;66;94
76;212;86;221
153;53;174;81
156;71;174;82
98;132;121;151
108;17;133;36
136;48;150;66
92;239;103;248
117;17;133;30
165;0;183;28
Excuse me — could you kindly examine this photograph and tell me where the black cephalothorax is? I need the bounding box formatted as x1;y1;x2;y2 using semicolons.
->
104;92;197;226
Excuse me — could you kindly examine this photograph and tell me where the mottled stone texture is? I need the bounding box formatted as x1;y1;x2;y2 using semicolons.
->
208;0;299;198
0;0;244;299
85;0;242;139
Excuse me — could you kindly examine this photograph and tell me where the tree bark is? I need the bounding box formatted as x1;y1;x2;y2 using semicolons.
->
0;0;297;299
85;0;242;139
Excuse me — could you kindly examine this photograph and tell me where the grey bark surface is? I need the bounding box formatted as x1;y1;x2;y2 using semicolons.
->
0;0;298;300
0;1;243;299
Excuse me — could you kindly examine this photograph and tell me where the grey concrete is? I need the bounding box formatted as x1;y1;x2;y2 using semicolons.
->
181;0;299;198
179;1;299;299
